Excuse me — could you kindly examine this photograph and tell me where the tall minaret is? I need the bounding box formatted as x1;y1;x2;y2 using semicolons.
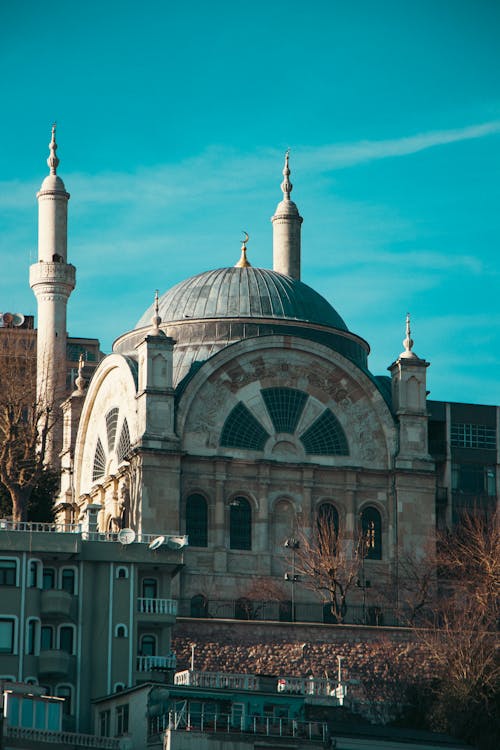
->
271;151;303;279
30;125;76;466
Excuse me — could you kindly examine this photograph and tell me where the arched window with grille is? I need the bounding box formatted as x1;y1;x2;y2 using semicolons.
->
139;634;156;657
186;494;208;547
229;497;252;550
361;507;382;560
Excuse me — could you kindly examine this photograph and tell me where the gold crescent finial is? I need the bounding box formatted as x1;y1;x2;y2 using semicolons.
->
235;231;251;267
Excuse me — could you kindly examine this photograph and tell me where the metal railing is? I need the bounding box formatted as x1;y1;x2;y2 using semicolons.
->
174;670;260;691
150;710;328;742
137;597;177;615
5;725;120;748
177;597;402;626
0;519;183;547
136;653;177;672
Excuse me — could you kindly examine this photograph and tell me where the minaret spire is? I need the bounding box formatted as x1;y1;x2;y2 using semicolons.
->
47;123;59;175
271;150;303;279
280;149;292;200
151;290;162;333
235;232;251;268
400;312;418;359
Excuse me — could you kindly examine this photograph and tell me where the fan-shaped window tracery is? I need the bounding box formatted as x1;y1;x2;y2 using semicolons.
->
105;408;119;453
117;419;131;463
220;403;269;451
300;410;349;456
92;438;106;482
261;387;308;434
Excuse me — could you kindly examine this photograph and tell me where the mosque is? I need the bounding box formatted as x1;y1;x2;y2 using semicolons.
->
29;128;497;618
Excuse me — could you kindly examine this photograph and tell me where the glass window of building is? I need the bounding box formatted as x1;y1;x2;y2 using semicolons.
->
229;497;252;550
361;507;382;560
0;559;17;586
186;494;208;547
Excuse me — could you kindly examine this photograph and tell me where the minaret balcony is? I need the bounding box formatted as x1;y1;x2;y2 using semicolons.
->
29;261;76;291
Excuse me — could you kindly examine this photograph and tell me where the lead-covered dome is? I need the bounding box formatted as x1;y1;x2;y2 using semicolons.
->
135;267;348;331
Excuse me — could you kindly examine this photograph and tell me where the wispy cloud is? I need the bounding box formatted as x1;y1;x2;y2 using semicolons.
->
301;121;500;171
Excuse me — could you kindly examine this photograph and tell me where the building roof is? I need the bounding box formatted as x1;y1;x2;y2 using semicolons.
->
135;267;348;331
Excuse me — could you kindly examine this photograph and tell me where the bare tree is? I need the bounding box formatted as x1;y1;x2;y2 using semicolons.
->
293;511;367;623
411;511;500;748
396;540;437;626
0;331;55;521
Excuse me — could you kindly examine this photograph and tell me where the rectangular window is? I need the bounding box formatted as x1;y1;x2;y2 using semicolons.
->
42;568;55;590
99;709;111;737
27;619;38;655
28;560;39;588
61;569;75;594
116;704;129;736
0;559;17;586
452;464;496;495
40;626;53;651
59;626;74;654
0;618;15;653
451;423;496;450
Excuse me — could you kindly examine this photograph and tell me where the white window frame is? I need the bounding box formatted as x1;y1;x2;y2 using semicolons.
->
59;566;78;595
116;566;129;579
55;683;74;716
25;617;41;655
114;623;128;638
27;559;42;589
0;616;19;654
57;624;77;655
0;557;19;587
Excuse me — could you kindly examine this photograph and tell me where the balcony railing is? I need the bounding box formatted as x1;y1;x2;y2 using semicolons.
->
150;711;328;742
137;654;177;672
0;519;184;547
137;597;177;615
174;670;259;691
5;726;120;748
174;670;339;698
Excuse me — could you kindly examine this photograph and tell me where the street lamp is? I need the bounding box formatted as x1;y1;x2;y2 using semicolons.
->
284;537;300;622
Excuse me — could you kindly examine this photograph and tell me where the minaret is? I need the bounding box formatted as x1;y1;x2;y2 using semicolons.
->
271;151;303;279
30;125;76;466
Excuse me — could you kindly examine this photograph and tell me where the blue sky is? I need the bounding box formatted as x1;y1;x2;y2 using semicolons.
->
1;0;499;404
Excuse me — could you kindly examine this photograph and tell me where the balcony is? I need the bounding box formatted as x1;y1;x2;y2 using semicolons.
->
137;597;177;621
150;711;328;743
6;726;120;748
38;648;72;676
173;670;343;701
40;588;74;619
136;653;177;672
175;670;260;691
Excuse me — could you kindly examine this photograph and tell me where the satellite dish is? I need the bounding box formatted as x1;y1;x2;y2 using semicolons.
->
12;313;25;327
118;528;136;545
166;535;188;549
148;535;165;551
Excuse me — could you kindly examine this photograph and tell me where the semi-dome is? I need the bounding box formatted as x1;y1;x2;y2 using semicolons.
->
135;266;348;331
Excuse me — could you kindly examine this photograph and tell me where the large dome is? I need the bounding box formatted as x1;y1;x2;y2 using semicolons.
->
136;267;348;331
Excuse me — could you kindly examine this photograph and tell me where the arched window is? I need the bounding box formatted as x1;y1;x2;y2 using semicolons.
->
56;684;73;716
317;503;339;537
186;494;208;547
190;594;209;618
116;567;129;579
139;634;156;657
361;507;382;560
115;624;128;638
229;497;252;550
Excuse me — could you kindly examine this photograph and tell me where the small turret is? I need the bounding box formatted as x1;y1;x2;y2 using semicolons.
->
271;151;303;279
